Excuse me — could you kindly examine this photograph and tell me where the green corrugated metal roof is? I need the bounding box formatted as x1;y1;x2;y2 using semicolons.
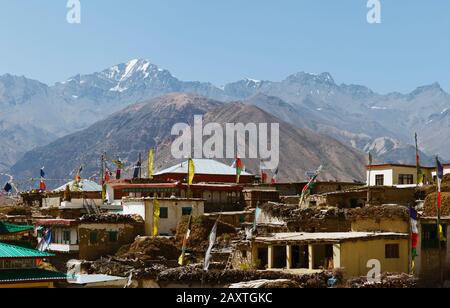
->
0;268;67;283
0;242;55;259
0;241;34;249
0;222;33;235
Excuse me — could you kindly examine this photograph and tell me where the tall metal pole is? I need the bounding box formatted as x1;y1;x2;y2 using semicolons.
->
101;153;106;204
436;156;444;287
139;153;142;179
100;154;104;185
187;158;191;199
367;153;372;205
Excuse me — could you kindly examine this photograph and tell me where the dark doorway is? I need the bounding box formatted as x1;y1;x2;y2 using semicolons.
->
273;246;287;269
257;247;268;269
292;245;309;269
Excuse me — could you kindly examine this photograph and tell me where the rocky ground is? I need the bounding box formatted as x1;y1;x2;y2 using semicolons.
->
346;273;418;288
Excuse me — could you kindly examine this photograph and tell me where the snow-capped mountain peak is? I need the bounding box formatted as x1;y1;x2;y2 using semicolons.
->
285;71;335;85
52;58;226;103
364;137;401;156
105;59;164;92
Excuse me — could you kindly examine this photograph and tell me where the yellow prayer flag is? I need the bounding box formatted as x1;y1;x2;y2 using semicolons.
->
153;199;160;237
178;253;185;266
439;224;447;242
188;159;195;186
148;148;154;179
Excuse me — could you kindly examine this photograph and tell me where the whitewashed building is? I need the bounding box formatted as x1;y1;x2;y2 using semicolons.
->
122;197;204;236
366;164;434;188
35;219;80;254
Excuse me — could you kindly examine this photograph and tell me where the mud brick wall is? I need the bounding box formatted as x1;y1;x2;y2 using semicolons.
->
351;218;409;233
244;190;280;209
321;188;416;208
79;222;144;261
287;217;351;233
231;244;254;270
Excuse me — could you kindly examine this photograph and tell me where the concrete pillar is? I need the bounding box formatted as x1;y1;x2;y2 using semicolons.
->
251;244;258;267
268;245;274;269
286;245;292;269
308;245;314;270
333;244;341;269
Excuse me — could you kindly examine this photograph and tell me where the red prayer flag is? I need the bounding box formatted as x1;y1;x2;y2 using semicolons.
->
438;191;442;209
411;233;418;249
39;180;46;192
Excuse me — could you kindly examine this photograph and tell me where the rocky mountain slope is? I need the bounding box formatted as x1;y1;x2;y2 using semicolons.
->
10;94;366;186
0;59;228;171
2;58;448;173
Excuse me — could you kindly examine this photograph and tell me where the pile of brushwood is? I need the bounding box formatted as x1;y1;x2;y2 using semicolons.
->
230;279;301;288
84;260;336;288
347;205;410;222
84;256;168;280
0;205;32;217
116;236;180;262
424;193;450;216
259;203;296;220
84;236;183;280
260;203;346;222
346;273;417;288
80;214;144;224
419;173;450;216
259;203;349;232
423;174;450;195
156;264;334;288
175;216;237;251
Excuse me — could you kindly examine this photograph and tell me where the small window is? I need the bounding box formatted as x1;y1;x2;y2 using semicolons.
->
398;174;414;185
375;175;384;186
108;231;118;243
160;207;169;219
63;230;71;243
89;231;98;245
182;207;192;216
385;244;400;259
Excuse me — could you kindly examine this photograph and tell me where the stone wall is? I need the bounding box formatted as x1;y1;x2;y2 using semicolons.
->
79;222;144;261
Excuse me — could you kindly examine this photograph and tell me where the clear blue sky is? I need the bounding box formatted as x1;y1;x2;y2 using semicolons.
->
0;0;449;93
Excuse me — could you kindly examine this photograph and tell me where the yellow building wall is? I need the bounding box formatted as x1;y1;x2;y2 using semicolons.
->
391;166;433;185
340;239;409;279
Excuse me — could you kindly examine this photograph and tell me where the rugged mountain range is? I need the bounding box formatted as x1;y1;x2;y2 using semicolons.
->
10;93;366;187
227;74;443;165
52;59;228;105
242;93;436;165
1;58;448;177
0;59;230;172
